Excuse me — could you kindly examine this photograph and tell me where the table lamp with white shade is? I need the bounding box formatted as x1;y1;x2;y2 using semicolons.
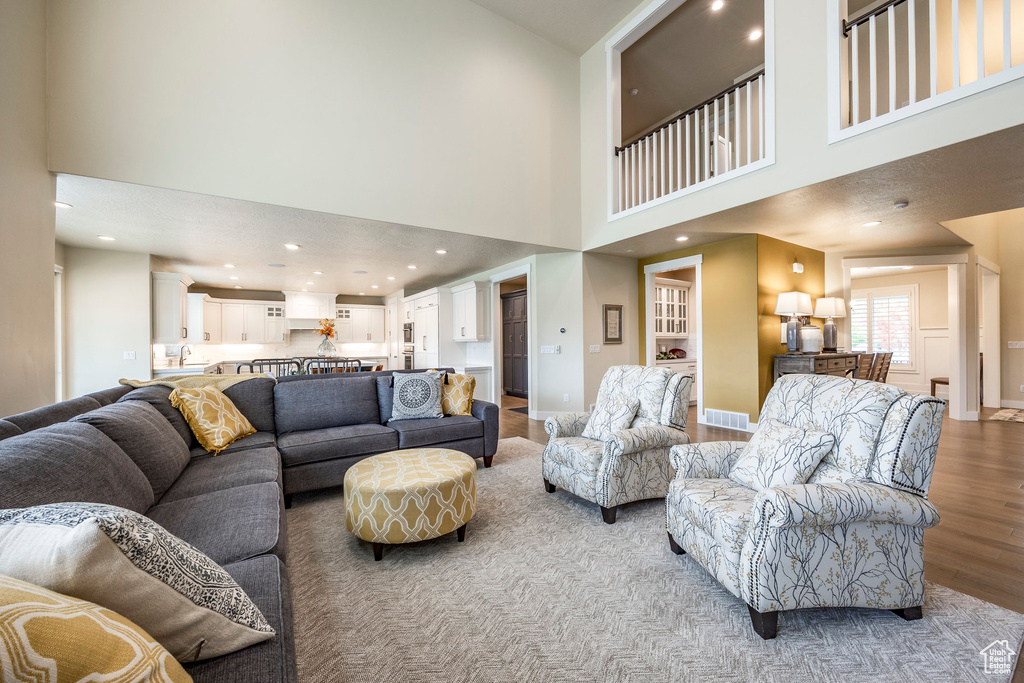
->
775;291;813;354
814;297;847;353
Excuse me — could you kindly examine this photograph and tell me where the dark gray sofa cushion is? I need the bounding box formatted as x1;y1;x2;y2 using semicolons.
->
161;447;282;504
223;378;277;433
0;422;154;513
471;400;499;458
376;376;394;424
0;420;22;441
277;424;398;467
190;431;277;458
184;554;297;683
117;386;194;447
86;385;133;406
389;416;483;449
71;401;191;500
274;376;379;434
147;482;285;566
5;396;103;433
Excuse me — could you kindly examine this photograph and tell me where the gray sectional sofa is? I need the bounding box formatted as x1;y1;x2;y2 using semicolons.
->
0;368;499;681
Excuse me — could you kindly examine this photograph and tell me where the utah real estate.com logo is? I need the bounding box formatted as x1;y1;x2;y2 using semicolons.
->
981;640;1016;676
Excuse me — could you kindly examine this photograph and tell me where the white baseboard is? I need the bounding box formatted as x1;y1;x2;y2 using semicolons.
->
1001;400;1024;409
529;410;562;422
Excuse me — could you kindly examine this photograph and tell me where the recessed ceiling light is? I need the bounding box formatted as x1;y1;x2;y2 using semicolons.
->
268;263;285;268
97;235;115;241
229;276;239;280
408;265;417;270
711;0;724;10
371;285;379;289
224;263;235;268
675;236;690;242
55;201;73;209
306;281;314;285
301;288;308;292
893;201;910;210
234;285;243;289
863;221;882;227
387;276;396;280
313;271;323;275
435;249;447;255
284;243;300;250
749;28;762;40
359;292;365;296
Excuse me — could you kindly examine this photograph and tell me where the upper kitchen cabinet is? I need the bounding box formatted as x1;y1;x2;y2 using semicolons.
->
451;281;489;342
336;305;385;343
265;304;287;344
185;293;222;344
221;301;276;343
152;272;195;344
654;278;690;338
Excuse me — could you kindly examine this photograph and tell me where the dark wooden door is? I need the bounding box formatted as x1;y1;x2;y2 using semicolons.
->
501;290;528;398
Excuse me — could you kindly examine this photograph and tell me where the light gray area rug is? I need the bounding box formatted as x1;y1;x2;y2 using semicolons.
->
287;437;1024;682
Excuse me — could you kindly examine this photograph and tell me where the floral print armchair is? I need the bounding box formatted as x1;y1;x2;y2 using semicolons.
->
666;374;945;639
543;366;692;524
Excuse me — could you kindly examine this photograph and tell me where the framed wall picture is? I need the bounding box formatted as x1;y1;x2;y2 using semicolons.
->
603;304;623;344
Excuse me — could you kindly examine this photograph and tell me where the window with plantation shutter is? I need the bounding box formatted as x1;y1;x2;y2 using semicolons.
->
850;286;917;369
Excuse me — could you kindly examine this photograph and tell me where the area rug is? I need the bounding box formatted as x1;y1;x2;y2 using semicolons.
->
287;438;1024;683
990;409;1024;423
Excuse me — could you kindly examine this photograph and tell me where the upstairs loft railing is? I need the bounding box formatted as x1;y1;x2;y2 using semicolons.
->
838;0;1024;134
614;69;767;215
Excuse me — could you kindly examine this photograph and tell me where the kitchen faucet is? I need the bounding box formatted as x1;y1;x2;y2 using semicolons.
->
179;344;192;367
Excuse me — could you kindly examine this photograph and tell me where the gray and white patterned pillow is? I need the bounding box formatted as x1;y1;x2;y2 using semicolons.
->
581;395;640;441
729;419;836;491
0;503;274;661
390;371;444;421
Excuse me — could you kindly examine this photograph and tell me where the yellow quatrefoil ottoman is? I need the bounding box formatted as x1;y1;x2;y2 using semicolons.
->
344;449;477;545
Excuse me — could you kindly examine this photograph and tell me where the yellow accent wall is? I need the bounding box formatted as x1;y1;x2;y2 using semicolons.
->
638;235;761;420
755;236;825;410
638;234;825;423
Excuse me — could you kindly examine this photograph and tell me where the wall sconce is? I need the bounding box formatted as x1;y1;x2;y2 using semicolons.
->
792;261;804;274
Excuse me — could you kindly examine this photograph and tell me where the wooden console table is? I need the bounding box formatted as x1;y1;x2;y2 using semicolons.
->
773;353;860;381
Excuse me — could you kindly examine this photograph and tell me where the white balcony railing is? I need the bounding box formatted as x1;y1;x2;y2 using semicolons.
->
834;0;1024;139
614;70;767;216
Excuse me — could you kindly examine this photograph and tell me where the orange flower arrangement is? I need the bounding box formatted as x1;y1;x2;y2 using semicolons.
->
316;318;336;339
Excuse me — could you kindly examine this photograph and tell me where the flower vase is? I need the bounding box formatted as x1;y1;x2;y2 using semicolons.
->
317;338;336;357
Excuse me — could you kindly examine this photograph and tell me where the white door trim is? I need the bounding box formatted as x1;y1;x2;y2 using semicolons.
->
643;254;704;423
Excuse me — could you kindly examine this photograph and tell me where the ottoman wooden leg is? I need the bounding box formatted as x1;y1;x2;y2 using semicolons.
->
457;523;467;542
372;543;384;561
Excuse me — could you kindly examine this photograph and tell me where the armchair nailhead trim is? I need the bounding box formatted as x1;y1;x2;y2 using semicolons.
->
881;398;944;496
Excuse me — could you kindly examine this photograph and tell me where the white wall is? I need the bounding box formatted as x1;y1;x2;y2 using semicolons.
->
582;253;639;407
64;247;152;396
47;0;582;251
0;0;56;416
579;0;1024;251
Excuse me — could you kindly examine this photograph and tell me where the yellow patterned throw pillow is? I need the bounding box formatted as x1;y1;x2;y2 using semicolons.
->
442;373;476;416
169;386;255;454
0;573;193;682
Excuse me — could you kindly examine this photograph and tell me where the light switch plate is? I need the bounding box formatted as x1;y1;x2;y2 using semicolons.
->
540;345;555;354
1009;341;1024;349
123;351;136;360
589;345;600;353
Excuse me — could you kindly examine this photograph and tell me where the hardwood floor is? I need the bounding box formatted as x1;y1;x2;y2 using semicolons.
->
498;398;1024;679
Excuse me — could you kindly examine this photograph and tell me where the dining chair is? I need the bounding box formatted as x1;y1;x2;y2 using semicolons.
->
237;359;301;376
857;353;876;381
305;358;361;374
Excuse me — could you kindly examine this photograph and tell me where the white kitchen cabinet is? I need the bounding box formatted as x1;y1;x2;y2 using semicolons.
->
265;305;287;344
283;291;335;328
152;273;194;344
656;358;698;405
403;300;414;322
336;305;384;343
451;281;489;342
221;302;270;343
186;294;222;344
654;278;690;338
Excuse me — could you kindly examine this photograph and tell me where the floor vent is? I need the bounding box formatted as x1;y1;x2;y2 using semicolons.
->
704;409;750;432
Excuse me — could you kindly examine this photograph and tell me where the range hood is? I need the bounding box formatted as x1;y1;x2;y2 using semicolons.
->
282;291;337;329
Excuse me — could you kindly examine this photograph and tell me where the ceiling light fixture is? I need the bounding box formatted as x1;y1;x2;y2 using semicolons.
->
229;276;239;280
353;270;367;275
749;28;762;40
371;285;379;289
301;288;308;292
359;292;365;296
408;265;417;270
306;281;314;285
97;235;116;241
862;221;882;227
675;236;690;242
387;276;396;280
234;285;243;289
711;0;724;10
55;201;73;209
435;249;447;255
313;271;323;275
224;263;235;268
893;201;910;210
284;243;300;250
268;263;285;268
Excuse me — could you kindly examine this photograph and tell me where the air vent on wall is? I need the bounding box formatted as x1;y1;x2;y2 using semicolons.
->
704;409;751;432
